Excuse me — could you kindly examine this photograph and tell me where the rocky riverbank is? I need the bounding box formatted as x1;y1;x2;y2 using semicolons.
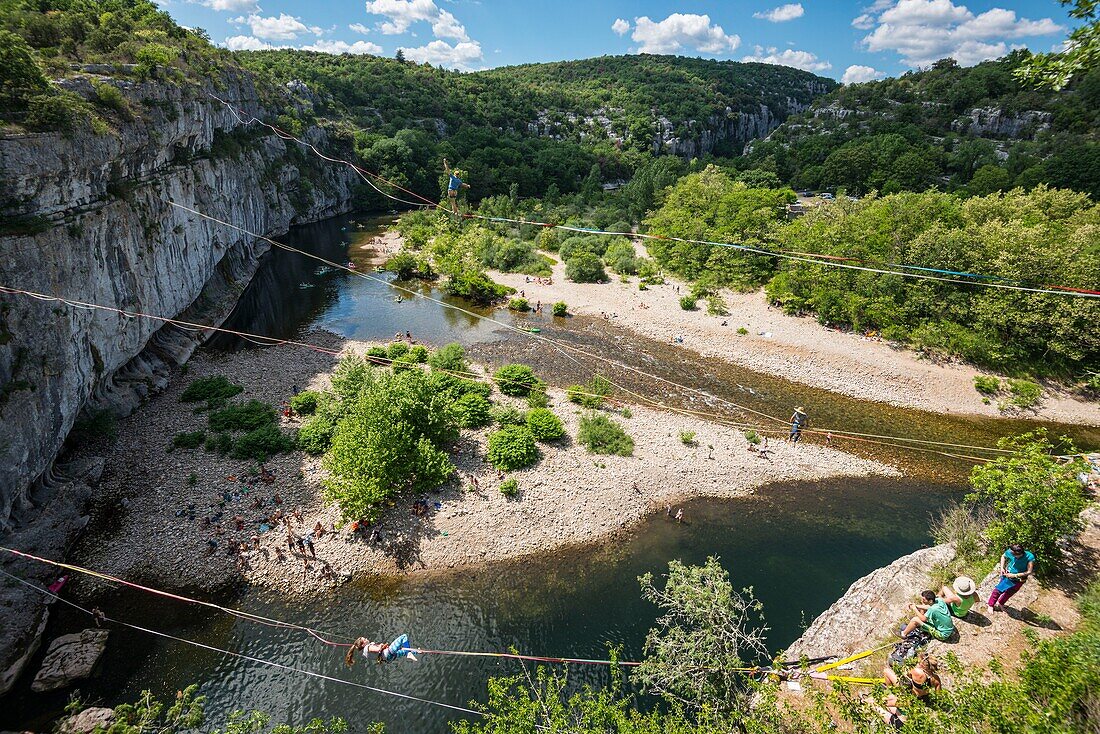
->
487;250;1100;427
72;331;897;597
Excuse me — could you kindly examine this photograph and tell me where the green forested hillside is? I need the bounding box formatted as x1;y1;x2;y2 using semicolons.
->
740;54;1100;198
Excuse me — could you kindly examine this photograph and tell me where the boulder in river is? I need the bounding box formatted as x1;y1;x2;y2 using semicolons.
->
30;629;109;692
58;707;116;734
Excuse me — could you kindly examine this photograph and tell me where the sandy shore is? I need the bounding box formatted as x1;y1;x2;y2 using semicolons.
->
487;246;1100;426
74;333;896;595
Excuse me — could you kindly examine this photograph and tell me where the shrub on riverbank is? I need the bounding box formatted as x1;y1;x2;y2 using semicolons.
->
552;301;568;317
429;342;468;373
499;477;519;497
526;408;564;441
491;405;526;426
487;426;539;470
565;252;607;283
973;375;1000;395
231;424;295;461
453;392;492;428
172;431;205;449
290;390;320;415
324;367;458;520
567;375;611;408
209;400;276;432
578;414;633;456
297;415;335;455
180;375;242;409
493;363;540;396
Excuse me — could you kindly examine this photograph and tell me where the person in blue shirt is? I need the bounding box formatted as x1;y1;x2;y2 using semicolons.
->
788;407;806;443
345;634;418;666
443;158;470;214
987;544;1035;612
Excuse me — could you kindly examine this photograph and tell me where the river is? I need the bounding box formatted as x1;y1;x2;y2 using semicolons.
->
6;213;1096;733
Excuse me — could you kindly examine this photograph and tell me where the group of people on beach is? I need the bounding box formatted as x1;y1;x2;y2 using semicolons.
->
864;544;1036;728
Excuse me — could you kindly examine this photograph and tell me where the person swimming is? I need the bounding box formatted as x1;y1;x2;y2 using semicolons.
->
345;634;418;666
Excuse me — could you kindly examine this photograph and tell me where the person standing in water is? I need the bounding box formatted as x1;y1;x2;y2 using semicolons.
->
789;407;806;443
443;158;470;214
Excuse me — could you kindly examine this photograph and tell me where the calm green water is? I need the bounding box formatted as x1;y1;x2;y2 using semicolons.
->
6;479;955;734
7;213;1095;732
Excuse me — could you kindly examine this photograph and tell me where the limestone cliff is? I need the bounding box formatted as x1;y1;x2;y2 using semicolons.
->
0;68;358;694
0;70;357;532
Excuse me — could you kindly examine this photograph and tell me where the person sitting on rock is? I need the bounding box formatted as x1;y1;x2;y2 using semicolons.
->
899;589;956;641
345;634;418;666
884;652;940;700
940;576;979;619
861;693;906;729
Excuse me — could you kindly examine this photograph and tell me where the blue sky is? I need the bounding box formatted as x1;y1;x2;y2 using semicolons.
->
160;0;1076;83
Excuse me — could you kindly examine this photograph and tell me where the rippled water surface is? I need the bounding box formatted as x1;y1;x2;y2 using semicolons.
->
8;213;1096;733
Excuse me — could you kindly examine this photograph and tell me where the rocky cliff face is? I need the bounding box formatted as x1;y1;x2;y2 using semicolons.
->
0;68;357;694
0;70;357;532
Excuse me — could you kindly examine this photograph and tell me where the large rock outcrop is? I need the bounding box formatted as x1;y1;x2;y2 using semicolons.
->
0;69;357;695
785;543;955;659
30;628;109;692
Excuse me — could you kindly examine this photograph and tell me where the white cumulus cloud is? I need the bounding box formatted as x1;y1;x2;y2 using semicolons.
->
302;39;383;54
399;39;483;69
349;22;371;34
841;64;885;83
753;3;804;23
224;34;274;50
742;45;831;71
364;0;469;41
195;0;259;11
234;13;319;40
858;0;1063;67
611;18;630;36
631;13;741;55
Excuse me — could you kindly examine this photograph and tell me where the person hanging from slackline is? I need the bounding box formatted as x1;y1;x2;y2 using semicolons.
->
345;634;418;666
443;158;470;214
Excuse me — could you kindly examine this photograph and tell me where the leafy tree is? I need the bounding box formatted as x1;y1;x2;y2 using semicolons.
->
1015;1;1100;89
577;413;633;456
968;164;1011;195
635;557;769;716
324;367;457;520
966;429;1089;573
565;252;607;283
0;29;46;108
428;342;468;373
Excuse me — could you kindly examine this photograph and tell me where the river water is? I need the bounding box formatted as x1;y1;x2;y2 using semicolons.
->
7;213;1096;733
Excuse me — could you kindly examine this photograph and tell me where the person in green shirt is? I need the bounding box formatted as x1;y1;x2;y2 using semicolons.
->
940;576;978;618
899;589;956;641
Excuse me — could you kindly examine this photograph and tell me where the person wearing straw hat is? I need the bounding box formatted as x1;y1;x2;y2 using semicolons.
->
940;576;979;619
788;406;807;443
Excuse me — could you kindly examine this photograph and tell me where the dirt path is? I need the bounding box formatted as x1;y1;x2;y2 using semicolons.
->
488;253;1100;426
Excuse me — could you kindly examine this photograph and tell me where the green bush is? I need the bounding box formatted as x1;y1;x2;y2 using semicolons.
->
493;364;539;396
565;252;607;283
428;342;468;373
444;269;513;305
180;375;242;406
736;327;749;335
679;296;698;310
526;408;564;441
966;430;1089;574
209;400;276;432
1008;378;1042;408
552;301;568;317
491;405;526;426
366;346;388;363
290;390;320;415
92;81;130;118
499;477;519;497
526;390;549;408
297;415;335;455
204;431;232;454
566;375;612;408
974;375;1001;395
231;424;295;461
26;91;91;133
408;345;429;363
383;251;418;279
387;342;410;360
706;295;729;316
744;430;761;445
578;414;634;456
331;355;372;401
172;430;206;449
679;430;696;446
621;407;632;418
508;297;529;312
487;426;540;470
604;239;639;275
452;392;492;428
323;369;458;520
